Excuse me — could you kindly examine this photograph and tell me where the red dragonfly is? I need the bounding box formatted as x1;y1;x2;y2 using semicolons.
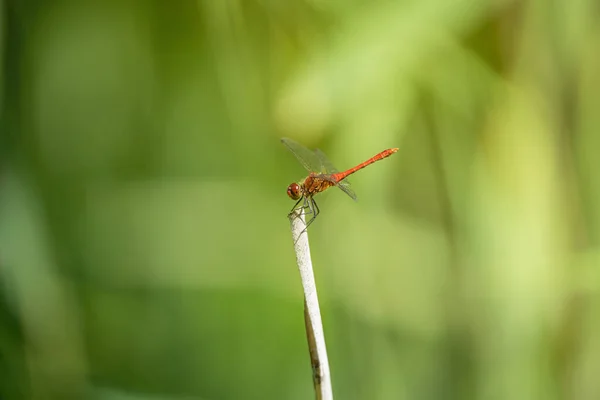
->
282;137;398;230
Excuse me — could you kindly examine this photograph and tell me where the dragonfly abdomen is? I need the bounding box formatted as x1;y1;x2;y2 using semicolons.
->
332;148;398;181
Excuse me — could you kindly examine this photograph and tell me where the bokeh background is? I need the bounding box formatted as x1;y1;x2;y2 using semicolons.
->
1;0;599;399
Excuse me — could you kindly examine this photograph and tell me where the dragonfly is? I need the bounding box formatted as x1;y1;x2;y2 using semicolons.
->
281;137;398;230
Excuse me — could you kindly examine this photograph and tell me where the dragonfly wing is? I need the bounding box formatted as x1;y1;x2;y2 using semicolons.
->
314;148;340;173
315;148;358;201
337;179;358;201
281;137;323;173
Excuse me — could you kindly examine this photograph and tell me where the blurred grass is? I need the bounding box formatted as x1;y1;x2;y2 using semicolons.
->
1;0;600;399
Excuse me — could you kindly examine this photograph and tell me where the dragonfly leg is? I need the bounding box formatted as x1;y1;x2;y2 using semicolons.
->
305;198;319;228
289;196;320;236
301;198;314;216
288;197;305;218
298;198;319;235
290;196;313;214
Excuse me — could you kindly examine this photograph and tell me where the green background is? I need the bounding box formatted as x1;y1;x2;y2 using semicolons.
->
1;1;600;399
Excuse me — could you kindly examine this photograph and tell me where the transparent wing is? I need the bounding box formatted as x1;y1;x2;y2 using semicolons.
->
337;179;357;201
315;149;357;202
314;148;339;174
281;137;323;173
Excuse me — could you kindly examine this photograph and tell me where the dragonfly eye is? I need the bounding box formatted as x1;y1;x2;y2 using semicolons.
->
287;183;301;200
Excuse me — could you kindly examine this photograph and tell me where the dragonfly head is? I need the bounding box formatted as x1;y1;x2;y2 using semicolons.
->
286;182;302;200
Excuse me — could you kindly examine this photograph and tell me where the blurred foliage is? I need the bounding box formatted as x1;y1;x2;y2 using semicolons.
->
1;0;600;399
